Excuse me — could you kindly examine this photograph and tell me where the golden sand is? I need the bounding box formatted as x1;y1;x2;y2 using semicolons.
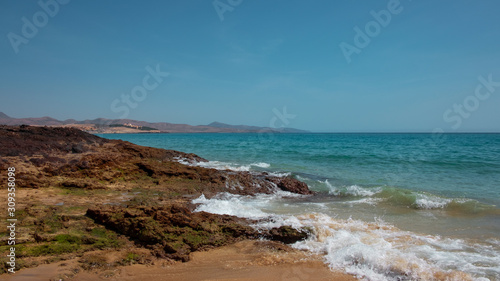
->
0;240;356;281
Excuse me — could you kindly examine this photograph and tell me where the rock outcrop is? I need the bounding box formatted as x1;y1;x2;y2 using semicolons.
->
0;125;313;196
86;205;311;262
86;205;258;261
0;125;314;267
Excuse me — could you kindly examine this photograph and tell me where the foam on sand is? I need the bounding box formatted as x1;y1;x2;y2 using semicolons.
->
192;192;500;280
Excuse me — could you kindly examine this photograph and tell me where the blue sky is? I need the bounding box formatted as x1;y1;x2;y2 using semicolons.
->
1;0;499;132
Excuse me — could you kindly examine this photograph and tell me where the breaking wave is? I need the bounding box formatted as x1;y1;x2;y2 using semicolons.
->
315;179;496;214
192;193;500;280
175;157;271;172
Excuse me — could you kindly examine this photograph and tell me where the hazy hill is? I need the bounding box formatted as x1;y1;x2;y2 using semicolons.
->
0;112;309;134
207;122;308;133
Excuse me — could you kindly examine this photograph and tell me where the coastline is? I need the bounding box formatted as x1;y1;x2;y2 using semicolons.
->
3;126;497;279
0;126;338;280
98;132;500;280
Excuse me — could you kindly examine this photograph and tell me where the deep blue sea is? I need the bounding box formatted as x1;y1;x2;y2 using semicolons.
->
100;133;500;280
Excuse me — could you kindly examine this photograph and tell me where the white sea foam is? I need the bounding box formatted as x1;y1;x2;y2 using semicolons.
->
192;191;303;220
197;161;251;171
173;156;192;166
192;192;500;280
176;158;273;173
341;197;382;206
324;180;381;197
251;162;271;168
345;184;381;197
294;214;500;280
414;193;452;209
267;171;291;177
321;180;478;211
192;193;270;219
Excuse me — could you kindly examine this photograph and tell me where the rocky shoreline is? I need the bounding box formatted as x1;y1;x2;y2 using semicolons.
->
0;125;315;277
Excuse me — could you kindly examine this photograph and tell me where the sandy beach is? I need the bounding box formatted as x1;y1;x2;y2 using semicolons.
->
0;240;355;281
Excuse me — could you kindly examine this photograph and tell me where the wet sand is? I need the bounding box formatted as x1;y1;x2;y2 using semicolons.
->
0;240;356;281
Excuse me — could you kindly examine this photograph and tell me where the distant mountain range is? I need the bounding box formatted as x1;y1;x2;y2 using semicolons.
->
0;112;309;134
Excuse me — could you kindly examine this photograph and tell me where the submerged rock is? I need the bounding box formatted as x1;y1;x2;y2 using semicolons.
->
266;176;315;195
266;226;310;244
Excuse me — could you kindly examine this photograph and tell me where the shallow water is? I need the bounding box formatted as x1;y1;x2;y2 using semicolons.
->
101;133;500;280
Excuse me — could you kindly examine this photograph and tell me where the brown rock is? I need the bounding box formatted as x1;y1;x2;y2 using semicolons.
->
0;125;315;197
0;125;106;156
266;176;315;195
0;126;316;263
267;226;310;244
86;205;258;262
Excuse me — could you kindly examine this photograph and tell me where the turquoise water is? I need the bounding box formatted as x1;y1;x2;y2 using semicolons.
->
101;133;500;280
101;133;500;205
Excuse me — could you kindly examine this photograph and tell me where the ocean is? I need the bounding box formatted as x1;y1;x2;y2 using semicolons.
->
100;133;500;280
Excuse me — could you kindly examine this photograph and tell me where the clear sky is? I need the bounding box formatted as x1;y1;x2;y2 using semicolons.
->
1;0;499;132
